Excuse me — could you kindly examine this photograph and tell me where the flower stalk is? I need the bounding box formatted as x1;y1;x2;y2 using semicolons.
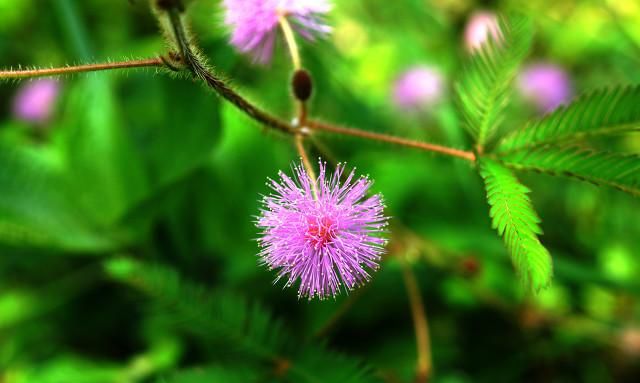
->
294;134;319;198
401;262;433;383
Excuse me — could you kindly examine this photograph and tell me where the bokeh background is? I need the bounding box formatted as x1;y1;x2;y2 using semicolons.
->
1;0;640;382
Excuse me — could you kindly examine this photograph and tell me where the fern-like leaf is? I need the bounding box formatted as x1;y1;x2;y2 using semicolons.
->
455;14;533;146
498;86;640;152
105;258;377;383
159;365;261;383
497;145;640;196
479;159;553;291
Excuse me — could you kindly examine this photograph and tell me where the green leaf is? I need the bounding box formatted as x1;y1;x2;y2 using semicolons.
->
60;76;149;227
497;145;640;197
159;365;261;383
0;139;116;251
498;86;640;152
455;14;534;146
479;159;553;291
105;258;378;383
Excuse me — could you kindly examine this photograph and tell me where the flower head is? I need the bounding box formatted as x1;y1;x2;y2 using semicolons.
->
463;11;502;53
257;161;387;300
12;79;60;124
223;0;331;64
518;62;573;113
392;66;445;111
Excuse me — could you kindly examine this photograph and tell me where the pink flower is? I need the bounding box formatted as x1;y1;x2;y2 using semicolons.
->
257;161;388;300
392;66;445;111
463;11;501;53
12;79;60;124
518;62;573;113
223;0;332;64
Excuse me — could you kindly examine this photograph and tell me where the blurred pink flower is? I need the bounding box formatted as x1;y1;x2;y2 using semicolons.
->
463;11;501;53
12;79;60;124
518;63;573;113
392;66;445;111
223;0;332;64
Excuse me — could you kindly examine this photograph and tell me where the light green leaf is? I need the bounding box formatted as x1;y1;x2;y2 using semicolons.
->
455;14;534;146
498;86;640;152
0;139;116;251
497;145;640;196
479;159;553;291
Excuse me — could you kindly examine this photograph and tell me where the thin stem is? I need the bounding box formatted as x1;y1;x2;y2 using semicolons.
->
0;58;164;80
401;262;433;383
165;8;294;134
160;6;476;164
308;120;476;162
297;101;308;127
312;286;366;339
278;14;302;70
279;15;308;125
295;134;319;198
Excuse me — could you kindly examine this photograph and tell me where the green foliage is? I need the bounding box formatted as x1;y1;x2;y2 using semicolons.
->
2;2;640;382
498;145;640;196
105;258;378;383
159;365;260;383
0;139;116;251
479;159;553;291
498;86;640;152
455;14;533;147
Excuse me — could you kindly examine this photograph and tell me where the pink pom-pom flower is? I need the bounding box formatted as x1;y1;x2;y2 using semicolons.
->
257;161;388;300
223;0;332;64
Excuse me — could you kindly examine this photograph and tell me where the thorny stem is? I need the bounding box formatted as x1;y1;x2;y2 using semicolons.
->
165;8;294;134
308;120;477;162
401;262;433;383
295;134;319;198
0;58;164;79
1;3;478;163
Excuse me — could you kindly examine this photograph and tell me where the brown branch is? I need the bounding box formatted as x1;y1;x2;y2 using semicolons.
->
401;262;433;383
308;120;477;162
0;58;164;79
165;8;294;134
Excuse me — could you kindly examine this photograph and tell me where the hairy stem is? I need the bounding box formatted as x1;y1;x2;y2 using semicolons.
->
158;5;476;164
401;262;433;383
0;58;164;80
165;8;294;134
308;120;477;162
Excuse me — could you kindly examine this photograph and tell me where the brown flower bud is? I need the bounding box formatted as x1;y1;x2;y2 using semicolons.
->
292;69;313;102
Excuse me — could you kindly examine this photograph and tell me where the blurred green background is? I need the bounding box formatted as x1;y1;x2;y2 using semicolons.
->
1;0;640;382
